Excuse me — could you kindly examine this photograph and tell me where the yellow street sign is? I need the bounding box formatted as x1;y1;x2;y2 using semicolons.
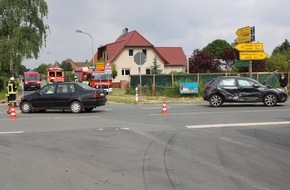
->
235;43;264;51
239;52;268;60
96;62;104;71
236;26;251;36
235;35;251;44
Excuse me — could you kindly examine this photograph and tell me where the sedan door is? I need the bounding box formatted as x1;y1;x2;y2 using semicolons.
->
30;84;56;109
53;84;76;108
218;78;239;101
237;78;261;101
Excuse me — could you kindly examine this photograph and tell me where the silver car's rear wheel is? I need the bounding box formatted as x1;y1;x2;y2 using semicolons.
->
70;101;83;113
263;93;277;106
209;94;223;107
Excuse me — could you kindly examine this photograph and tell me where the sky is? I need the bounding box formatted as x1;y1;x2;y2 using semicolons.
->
23;0;290;69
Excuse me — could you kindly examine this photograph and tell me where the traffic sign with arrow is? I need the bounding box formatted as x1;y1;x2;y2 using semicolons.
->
236;35;251;44
239;52;268;60
234;43;263;51
236;26;251;36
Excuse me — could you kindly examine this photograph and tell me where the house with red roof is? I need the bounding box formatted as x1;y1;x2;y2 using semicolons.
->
96;28;187;84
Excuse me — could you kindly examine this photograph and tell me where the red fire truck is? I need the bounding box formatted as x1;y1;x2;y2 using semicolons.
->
47;68;64;83
75;68;112;94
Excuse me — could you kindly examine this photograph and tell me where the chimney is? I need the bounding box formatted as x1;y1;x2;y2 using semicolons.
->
122;28;128;34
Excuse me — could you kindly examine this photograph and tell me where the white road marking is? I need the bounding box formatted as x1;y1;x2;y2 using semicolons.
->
0;115;101;121
150;108;290;116
0;131;24;134
186;121;290;129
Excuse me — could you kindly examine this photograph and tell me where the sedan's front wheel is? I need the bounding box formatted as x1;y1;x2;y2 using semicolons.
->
70;101;83;113
263;93;277;106
20;101;32;113
209;94;224;107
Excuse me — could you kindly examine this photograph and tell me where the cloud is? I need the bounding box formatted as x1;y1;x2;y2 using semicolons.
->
23;0;290;69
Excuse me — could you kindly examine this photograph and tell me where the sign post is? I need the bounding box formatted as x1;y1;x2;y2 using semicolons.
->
134;52;146;101
234;26;267;78
105;63;112;94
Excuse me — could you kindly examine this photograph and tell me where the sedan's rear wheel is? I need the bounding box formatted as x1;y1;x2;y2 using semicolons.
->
20;101;32;113
70;101;83;113
263;93;277;106
209;94;224;107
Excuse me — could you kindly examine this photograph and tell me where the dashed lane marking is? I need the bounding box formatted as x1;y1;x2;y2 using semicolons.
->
98;128;130;131
0;131;24;134
186;121;290;129
0;115;101;121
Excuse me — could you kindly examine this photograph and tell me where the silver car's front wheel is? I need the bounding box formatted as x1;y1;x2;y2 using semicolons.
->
263;93;277;106
209;94;224;107
70;101;83;113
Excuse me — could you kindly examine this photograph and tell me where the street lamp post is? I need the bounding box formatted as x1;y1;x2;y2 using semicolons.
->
75;30;95;68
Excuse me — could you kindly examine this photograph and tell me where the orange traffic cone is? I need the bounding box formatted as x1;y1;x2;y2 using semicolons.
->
161;101;168;115
7;104;13;114
10;105;17;120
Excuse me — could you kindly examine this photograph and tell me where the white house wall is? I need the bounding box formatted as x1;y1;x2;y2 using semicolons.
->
112;47;164;82
111;47;185;83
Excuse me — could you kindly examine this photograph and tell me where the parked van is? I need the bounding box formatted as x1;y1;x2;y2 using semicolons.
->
23;71;41;91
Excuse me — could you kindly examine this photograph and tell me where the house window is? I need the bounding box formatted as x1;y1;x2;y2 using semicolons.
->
122;68;131;76
146;68;151;74
142;49;147;55
129;49;134;56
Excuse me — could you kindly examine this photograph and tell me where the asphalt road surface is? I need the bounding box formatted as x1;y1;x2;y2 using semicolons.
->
0;101;290;190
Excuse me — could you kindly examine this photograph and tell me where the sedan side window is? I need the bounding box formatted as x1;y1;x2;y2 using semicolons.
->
219;78;235;86
57;84;76;93
40;85;56;94
237;79;252;87
68;84;75;93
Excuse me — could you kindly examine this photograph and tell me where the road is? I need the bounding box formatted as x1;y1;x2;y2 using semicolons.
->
0;101;290;190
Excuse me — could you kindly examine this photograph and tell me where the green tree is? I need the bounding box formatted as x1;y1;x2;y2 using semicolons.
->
60;60;73;71
0;0;49;76
272;39;290;55
266;52;289;72
111;63;117;79
36;63;48;78
203;39;232;59
151;56;162;74
18;64;28;75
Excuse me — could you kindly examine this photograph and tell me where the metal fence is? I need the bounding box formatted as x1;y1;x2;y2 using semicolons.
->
130;72;284;90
